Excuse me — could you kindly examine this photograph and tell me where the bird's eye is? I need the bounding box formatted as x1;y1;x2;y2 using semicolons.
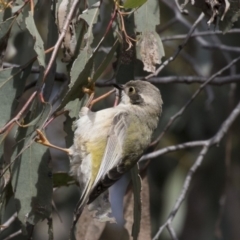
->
128;86;135;94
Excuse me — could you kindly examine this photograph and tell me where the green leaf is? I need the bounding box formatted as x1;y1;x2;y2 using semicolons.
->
124;0;147;9
43;2;58;101
93;39;119;82
0;16;15;40
135;0;160;32
134;0;164;73
11;102;52;229
53;172;75;188
25;12;45;67
0;17;16;67
58;39;118;110
130;164;142;240
80;1;100;52
57;2;102;109
0;65;32;130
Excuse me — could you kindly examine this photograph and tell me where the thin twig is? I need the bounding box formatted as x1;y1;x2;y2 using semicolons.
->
0;91;37;134
161;29;240;42
3;229;22;240
152;100;240;240
203;43;240;53
161;0;207;46
140;141;206;161
151;56;240;146
157;18;177;34
174;0;188;14
167;223;179;240
0;213;17;231
145;75;240;85
145;12;205;79
43;0;81;81
152;144;210;240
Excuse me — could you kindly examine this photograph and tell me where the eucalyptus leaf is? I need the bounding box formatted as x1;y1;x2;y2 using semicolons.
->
0;65;32;130
0;16;15;40
58;38;118;110
80;1;100;51
11;102;52;230
53;172;75;188
130;164;142;240
124;0;147;9
136;31;164;73
134;0;164;73
135;0;160;32
57;2;102;109
93;39;119;82
25;12;45;67
0;16;16;67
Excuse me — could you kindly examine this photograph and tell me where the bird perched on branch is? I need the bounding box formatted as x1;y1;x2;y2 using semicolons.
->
36;80;162;229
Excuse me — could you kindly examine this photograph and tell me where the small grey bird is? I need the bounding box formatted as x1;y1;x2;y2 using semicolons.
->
69;80;163;220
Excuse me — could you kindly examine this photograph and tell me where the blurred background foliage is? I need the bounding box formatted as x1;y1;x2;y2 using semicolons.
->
0;0;240;240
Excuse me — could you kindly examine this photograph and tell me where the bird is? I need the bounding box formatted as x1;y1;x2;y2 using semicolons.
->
69;80;163;224
35;79;163;228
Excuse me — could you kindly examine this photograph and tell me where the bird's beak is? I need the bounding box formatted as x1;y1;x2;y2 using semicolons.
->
113;83;124;90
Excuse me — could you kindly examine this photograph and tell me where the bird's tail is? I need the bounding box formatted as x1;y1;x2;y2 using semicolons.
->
70;180;92;238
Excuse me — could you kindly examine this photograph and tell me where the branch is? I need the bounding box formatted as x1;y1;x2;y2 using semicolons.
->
0;213;17;231
203;43;240;53
2;230;22;240
43;0;81;81
167;223;179;240
152;144;210;240
151;56;240;146
0;91;37;134
161;29;240;42
152;100;240;240
143;75;240;85
145;12;205;79
140;141;206;161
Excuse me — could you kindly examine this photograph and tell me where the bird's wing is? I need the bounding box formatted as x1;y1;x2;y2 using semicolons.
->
88;111;131;203
71;111;131;228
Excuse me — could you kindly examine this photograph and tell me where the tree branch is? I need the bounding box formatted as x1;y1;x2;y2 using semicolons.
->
161;29;240;42
145;12;205;79
152;100;240;239
151;56;240;146
143;75;240;85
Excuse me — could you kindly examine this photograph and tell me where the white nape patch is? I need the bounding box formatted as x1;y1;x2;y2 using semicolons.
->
120;91;131;105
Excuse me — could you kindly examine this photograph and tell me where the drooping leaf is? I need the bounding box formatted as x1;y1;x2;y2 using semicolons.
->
11;101;52;231
0;16;16;67
124;0;147;9
135;0;160;32
134;0;164;73
56;2;102;109
53;172;75;188
137;31;164;73
69;1;100;83
0;16;15;40
58;39;118;110
0;65;32;131
57;0;84;62
25;12;45;67
93;39;119;82
43;1;58;101
130;164;142;240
